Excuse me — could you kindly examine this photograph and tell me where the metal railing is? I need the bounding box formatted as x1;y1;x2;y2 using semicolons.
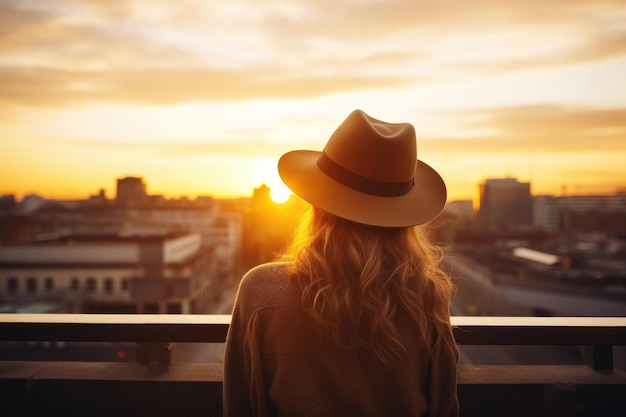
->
1;314;625;368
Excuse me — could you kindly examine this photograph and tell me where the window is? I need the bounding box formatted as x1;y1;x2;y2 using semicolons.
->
71;277;80;290
26;277;37;294
7;277;18;294
104;278;114;295
144;302;159;314
45;277;54;292
121;279;129;291
86;278;97;292
167;302;182;314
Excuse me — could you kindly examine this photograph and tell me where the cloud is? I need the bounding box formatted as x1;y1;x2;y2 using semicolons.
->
458;31;626;75
0;2;195;69
422;105;626;154
1;0;625;108
0;1;56;36
45;136;293;158
0;65;408;106
44;105;626;159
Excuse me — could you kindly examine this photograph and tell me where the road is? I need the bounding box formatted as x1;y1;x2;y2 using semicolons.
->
446;255;585;366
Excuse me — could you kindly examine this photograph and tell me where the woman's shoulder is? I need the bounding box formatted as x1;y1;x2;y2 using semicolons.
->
235;262;299;311
242;261;292;282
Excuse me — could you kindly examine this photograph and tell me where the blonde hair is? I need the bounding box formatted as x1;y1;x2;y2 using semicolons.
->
279;206;455;365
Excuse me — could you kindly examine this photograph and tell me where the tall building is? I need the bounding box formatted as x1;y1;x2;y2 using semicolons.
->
477;178;533;232
116;177;147;208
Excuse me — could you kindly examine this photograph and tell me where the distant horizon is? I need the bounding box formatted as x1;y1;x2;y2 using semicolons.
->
4;175;624;205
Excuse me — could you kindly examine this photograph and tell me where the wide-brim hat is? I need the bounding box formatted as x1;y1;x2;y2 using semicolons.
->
278;109;447;227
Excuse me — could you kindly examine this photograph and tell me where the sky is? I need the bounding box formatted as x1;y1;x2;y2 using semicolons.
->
1;0;625;203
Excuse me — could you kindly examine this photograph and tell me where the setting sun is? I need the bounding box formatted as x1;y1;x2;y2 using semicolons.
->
269;182;292;204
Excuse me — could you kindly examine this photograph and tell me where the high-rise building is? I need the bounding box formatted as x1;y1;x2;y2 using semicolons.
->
116;177;147;208
477;178;532;232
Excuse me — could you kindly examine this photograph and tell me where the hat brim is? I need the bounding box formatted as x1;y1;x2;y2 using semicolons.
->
278;150;447;227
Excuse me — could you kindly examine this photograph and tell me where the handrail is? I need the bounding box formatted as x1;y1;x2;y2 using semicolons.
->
0;313;232;343
451;316;626;345
2;315;624;416
1;314;625;345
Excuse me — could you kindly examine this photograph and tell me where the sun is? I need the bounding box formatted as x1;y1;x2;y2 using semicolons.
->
269;182;292;204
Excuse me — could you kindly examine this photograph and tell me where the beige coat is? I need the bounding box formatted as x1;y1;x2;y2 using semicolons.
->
223;262;459;417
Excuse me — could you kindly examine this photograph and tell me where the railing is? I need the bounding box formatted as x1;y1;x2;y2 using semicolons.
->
1;314;626;417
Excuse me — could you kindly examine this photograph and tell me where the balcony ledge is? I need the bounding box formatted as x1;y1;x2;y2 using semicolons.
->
1;315;625;416
2;361;625;385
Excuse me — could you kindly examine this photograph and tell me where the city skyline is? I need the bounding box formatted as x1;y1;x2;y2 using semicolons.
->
1;1;625;201
5;174;625;209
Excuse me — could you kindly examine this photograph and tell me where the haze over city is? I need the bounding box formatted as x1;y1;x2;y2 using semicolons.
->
1;0;625;201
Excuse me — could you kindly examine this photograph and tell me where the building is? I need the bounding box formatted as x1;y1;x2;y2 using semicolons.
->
559;193;626;235
0;233;214;314
477;178;533;232
444;200;475;223
242;184;301;268
559;194;626;212
115;177;147;208
33;198;241;280
1;176;248;314
0;214;35;245
533;195;559;232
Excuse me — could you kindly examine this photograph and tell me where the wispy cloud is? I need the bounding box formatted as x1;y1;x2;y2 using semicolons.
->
0;66;409;106
2;0;625;107
423;105;626;153
46;136;302;158
44;105;626;158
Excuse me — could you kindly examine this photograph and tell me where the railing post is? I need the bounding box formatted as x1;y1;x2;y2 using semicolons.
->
584;345;613;370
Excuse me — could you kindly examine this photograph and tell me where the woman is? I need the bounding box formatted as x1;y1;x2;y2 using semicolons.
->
224;109;459;417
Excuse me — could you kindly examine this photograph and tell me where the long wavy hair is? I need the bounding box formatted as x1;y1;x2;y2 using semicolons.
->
279;206;455;365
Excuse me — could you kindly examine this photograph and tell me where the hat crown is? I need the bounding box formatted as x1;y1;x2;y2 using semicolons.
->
277;109;446;227
323;110;417;184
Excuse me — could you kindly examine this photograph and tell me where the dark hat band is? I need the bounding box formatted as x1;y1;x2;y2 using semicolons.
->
317;152;414;197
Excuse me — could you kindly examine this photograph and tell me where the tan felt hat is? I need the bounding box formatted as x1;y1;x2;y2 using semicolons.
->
278;109;447;227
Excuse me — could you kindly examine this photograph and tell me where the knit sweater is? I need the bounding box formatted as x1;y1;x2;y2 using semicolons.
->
223;262;459;417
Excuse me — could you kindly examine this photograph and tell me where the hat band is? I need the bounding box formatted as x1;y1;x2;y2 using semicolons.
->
317;152;414;197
